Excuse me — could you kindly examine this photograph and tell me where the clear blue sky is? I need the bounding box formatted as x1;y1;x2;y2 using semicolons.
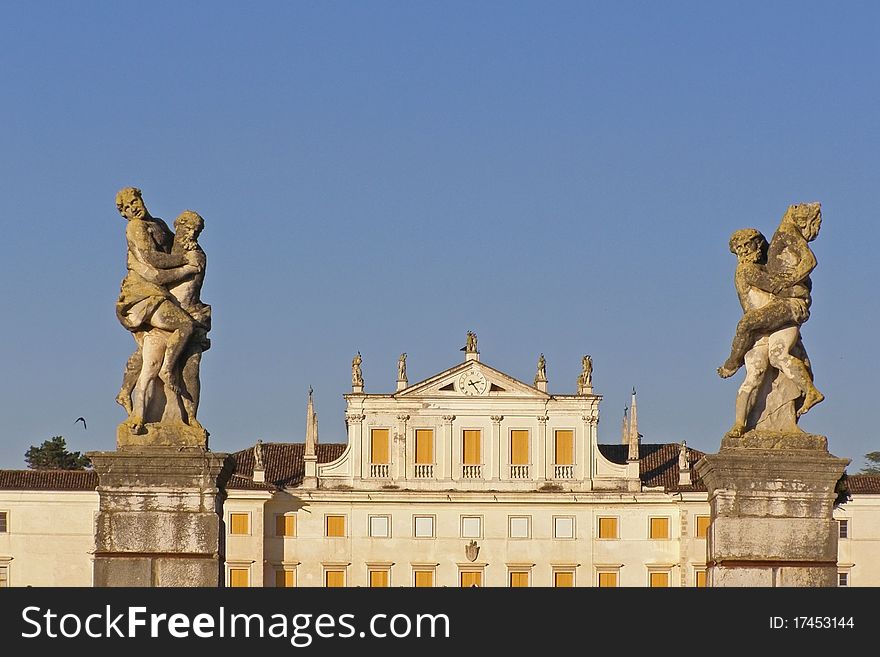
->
1;2;877;471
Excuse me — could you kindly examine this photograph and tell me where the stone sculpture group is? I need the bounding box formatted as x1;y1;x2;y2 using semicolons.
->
114;187;211;446
717;202;824;438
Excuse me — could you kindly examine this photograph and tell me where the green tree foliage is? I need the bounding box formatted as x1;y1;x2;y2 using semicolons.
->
24;436;92;470
861;452;880;476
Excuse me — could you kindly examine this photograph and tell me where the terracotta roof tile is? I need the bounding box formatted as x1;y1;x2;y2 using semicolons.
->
228;443;346;489
597;443;708;492
846;474;880;494
0;469;98;490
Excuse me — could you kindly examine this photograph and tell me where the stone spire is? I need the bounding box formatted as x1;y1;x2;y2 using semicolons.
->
627;387;640;462
621;407;629;444
303;386;318;487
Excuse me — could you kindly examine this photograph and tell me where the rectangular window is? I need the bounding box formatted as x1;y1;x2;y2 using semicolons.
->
371;429;390;464
509;571;530;587
276;514;296;537
838;519;849;539
510;430;529;465
369;570;389;587
275;570;296;588
598;517;618;539
229;513;249;536
325;570;345;588
415;429;434;464
414;516;434;538
554;430;573;465
326;515;346;537
695;570;707;587
509;516;530;539
553;571;574;588
0;565;8;588
0;511;7;533
649;571;670;587
414;570;434;587
463;430;481;464
695;515;710;538
369;515;390;538
461;516;482;539
460;571;482;587
229;568;249;588
649;517;670;539
838;572;849;587
598;571;618;588
553;516;575;539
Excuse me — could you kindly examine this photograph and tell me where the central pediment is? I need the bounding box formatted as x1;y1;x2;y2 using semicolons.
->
395;360;550;399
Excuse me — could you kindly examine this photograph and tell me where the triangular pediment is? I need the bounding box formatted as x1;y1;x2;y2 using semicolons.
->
396;360;550;399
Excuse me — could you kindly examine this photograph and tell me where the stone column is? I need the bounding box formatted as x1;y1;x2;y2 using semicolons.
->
397;414;410;481
442;415;455;481
694;434;849;587
537;415;548;482
89;448;232;587
490;416;503;481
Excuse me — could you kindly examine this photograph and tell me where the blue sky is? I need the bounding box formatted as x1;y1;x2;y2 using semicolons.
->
1;2;877;470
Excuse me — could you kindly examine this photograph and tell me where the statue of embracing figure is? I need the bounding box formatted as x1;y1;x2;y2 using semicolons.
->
114;187;211;443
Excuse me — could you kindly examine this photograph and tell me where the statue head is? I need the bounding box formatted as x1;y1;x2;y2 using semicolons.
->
782;202;822;241
729;228;767;264
115;187;147;221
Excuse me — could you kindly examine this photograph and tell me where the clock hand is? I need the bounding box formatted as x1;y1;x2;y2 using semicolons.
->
469;381;478;390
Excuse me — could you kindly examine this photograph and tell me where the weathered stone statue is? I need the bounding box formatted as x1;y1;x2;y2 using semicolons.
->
352;351;364;388
717;203;824;437
253;439;264;471
466;330;477;353
534;353;547;385
398;353;407;380
114;187;210;446
579;355;592;389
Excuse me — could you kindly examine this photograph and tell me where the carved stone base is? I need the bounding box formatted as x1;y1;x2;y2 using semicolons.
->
117;421;208;450
87;448;232;587
721;430;827;451
695;440;849;587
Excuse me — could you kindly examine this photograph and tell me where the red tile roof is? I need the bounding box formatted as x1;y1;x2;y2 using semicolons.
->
0;469;98;490
846;474;880;494
228;443;347;489
597;443;708;491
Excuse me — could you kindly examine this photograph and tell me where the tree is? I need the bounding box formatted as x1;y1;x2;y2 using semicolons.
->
24;436;92;470
861;452;880;476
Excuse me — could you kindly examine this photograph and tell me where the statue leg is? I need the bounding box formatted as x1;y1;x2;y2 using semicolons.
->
180;347;203;430
719;300;797;377
730;339;770;436
148;301;195;395
768;327;824;417
129;333;164;434
116;334;143;414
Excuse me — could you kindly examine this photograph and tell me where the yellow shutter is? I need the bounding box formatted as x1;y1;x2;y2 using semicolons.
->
414;570;433;587
415;429;434;464
463;430;481;465
696;515;710;538
650;517;670;539
276;514;296;537
326;515;345;537
369;570;389;587
229;568;249;587
554;571;574;587
275;570;295;587
371;429;389;464
461;571;482;587
325;570;345;587
598;572;618;588
555;430;573;465
695;571;707;587
650;571;670;587
510;430;529;465
510;571;529;587
598;517;618;539
229;513;249;535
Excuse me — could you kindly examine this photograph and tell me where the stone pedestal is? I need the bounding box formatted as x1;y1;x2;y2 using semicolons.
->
88;448;232;587
694;433;849;587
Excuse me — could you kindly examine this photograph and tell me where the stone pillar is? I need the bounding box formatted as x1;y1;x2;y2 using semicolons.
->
490;416;503;481
89;448;232;587
442;415;455;482
694;434;849;587
537;415;548;482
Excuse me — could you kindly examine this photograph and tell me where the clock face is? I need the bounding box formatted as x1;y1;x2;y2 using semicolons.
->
458;370;488;395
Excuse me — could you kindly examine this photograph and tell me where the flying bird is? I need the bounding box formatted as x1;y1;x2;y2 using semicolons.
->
75;417;87;429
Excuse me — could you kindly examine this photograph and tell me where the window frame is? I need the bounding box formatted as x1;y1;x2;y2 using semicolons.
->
368;514;391;538
325;514;347;538
648;516;671;540
227;565;250;588
275;513;296;537
553;429;575;465
553;515;576;540
414;428;434;465
597;516;619;539
370;428;390;465
596;568;619;588
648;569;671;587
460;515;483;539
552;569;576;588
275;567;296;588
462;429;482;465
838;519;849;539
228;512;251;536
508;515;531;539
413;515;435;539
695;515;710;538
509;429;530;465
0;510;8;534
